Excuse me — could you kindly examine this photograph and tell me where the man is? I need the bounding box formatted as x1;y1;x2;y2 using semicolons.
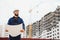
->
7;10;25;40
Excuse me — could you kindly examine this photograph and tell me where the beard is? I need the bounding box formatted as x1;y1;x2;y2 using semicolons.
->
15;14;18;16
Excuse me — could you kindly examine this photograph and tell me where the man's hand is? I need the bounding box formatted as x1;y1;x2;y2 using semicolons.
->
20;29;25;33
5;29;8;32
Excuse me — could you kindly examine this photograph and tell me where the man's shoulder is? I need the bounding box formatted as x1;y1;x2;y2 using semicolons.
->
9;17;14;20
18;17;23;20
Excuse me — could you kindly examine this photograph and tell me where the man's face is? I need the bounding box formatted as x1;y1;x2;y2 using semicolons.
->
14;10;19;16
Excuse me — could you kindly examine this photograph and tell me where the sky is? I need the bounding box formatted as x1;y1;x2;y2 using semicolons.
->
0;0;60;26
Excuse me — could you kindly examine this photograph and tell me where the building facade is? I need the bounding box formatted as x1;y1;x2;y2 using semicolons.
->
26;6;60;39
40;6;60;39
26;21;40;38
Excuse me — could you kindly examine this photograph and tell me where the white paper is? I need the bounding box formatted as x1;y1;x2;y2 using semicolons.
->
5;24;23;37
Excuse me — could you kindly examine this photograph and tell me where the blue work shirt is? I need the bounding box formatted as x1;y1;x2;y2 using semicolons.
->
8;16;25;30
